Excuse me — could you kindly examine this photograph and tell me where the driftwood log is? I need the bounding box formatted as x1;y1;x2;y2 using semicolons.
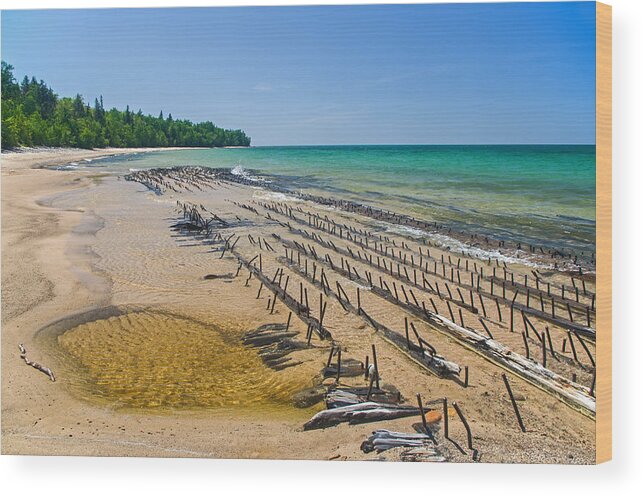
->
361;429;444;461
275;248;462;380
18;344;55;382
424;314;596;417
326;386;402;408
304;401;423;430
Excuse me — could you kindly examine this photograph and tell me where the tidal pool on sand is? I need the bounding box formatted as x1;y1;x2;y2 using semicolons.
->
57;311;317;416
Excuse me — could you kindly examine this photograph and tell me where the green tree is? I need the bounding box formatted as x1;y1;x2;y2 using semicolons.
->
1;61;251;150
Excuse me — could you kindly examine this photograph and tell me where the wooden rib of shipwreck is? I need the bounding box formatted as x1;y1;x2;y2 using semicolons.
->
223;169;594;269
232;250;333;341
276;235;595;418
265;200;595;311
275;252;462;380
163;181;594;417
426;313;596;418
261;202;595;337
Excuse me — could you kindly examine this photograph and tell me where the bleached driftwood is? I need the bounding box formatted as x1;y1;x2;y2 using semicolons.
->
400;447;447;463
423;352;461;377
326;389;362;408
326;386;402;408
427;314;596;417
361;429;445;462
18;344;55;382
303;401;421;430
273;233;593;416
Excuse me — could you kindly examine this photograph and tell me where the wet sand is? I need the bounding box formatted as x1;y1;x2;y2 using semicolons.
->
1;148;596;462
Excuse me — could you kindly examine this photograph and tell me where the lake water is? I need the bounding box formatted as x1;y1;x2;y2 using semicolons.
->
73;144;596;254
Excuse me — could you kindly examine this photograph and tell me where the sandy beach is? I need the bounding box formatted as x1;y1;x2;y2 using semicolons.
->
1;147;596;463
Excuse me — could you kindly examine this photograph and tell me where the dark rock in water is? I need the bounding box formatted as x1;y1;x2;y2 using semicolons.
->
292;386;328;408
203;273;234;280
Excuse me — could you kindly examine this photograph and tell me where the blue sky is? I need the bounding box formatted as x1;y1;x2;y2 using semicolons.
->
1;3;596;145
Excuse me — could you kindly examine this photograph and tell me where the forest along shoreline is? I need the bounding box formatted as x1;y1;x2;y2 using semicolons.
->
1;149;596;463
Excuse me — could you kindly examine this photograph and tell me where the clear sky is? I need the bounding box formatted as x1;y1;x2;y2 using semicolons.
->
1;3;596;146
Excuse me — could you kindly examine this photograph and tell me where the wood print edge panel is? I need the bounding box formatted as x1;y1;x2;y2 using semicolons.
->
595;0;612;464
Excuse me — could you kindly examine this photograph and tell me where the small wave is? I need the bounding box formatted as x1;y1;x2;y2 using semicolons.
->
231;164;263;183
253;190;304;203
424;231;550;269
377;220;560;270
383;223;427;238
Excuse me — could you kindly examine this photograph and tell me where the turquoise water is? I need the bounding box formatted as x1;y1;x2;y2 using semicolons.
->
85;145;596;254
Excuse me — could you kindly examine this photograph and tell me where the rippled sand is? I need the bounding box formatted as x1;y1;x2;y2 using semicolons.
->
58;311;317;416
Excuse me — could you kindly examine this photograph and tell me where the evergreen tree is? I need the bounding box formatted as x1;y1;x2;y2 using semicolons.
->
1;62;251;150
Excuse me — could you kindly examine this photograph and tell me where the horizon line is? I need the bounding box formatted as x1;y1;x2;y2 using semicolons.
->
247;143;597;147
